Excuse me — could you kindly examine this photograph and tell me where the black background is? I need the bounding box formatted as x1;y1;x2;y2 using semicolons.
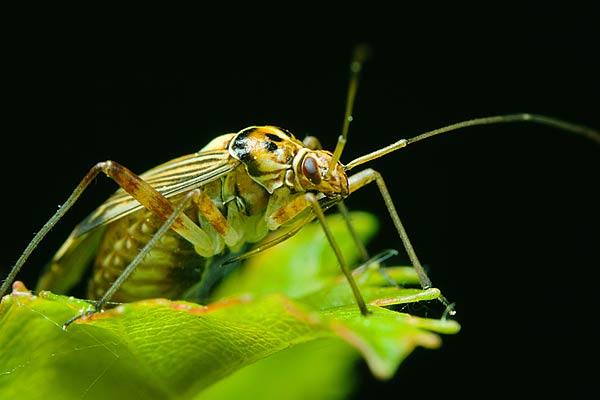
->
3;3;599;398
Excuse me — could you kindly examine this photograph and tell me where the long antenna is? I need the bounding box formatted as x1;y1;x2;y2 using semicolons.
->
344;113;600;171
325;44;371;178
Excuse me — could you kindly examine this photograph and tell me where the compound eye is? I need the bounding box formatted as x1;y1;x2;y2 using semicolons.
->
302;156;322;184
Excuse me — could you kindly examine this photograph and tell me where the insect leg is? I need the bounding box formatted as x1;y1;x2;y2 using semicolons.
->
1;164;106;297
336;201;369;263
267;194;369;316
335;201;403;285
193;187;241;249
348;168;455;315
92;161;211;250
304;194;369;315
63;182;244;327
93;184;243;302
63;188;203;329
0;160;219;298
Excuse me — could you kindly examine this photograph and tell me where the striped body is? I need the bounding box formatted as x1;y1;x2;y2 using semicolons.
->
36;126;349;302
90;205;201;301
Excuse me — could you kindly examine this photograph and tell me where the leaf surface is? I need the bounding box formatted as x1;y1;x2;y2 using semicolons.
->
0;212;459;399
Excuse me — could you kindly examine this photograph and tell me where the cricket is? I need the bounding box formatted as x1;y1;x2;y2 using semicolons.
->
1;45;598;329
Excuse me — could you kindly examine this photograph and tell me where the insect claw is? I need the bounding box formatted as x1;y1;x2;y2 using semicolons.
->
62;309;98;331
440;297;457;320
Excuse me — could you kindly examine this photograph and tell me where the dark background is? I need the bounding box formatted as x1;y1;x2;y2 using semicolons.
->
3;3;598;398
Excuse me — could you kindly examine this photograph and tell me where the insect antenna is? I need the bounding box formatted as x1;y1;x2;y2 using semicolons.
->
339;113;598;317
325;43;371;178
344;113;600;172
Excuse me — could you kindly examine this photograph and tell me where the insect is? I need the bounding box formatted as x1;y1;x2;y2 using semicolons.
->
1;46;599;328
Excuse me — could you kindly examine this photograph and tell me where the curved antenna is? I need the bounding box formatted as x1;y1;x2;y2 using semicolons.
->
325;43;371;178
344;113;600;171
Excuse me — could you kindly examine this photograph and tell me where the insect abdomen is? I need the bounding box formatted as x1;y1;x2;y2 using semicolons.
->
89;208;205;302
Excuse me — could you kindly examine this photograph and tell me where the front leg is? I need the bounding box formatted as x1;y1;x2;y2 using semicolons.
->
267;193;369;316
348;168;455;315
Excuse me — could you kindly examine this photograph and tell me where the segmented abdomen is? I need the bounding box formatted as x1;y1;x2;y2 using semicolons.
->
88;207;205;302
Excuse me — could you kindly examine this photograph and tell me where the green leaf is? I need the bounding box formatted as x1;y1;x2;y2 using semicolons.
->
0;212;460;400
196;338;359;400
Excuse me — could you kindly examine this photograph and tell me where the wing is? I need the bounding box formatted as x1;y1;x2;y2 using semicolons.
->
72;149;240;237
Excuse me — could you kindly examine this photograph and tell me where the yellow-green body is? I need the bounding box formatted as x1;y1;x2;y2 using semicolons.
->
36;127;348;302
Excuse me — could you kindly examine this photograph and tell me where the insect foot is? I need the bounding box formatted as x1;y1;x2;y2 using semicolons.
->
62;308;102;331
